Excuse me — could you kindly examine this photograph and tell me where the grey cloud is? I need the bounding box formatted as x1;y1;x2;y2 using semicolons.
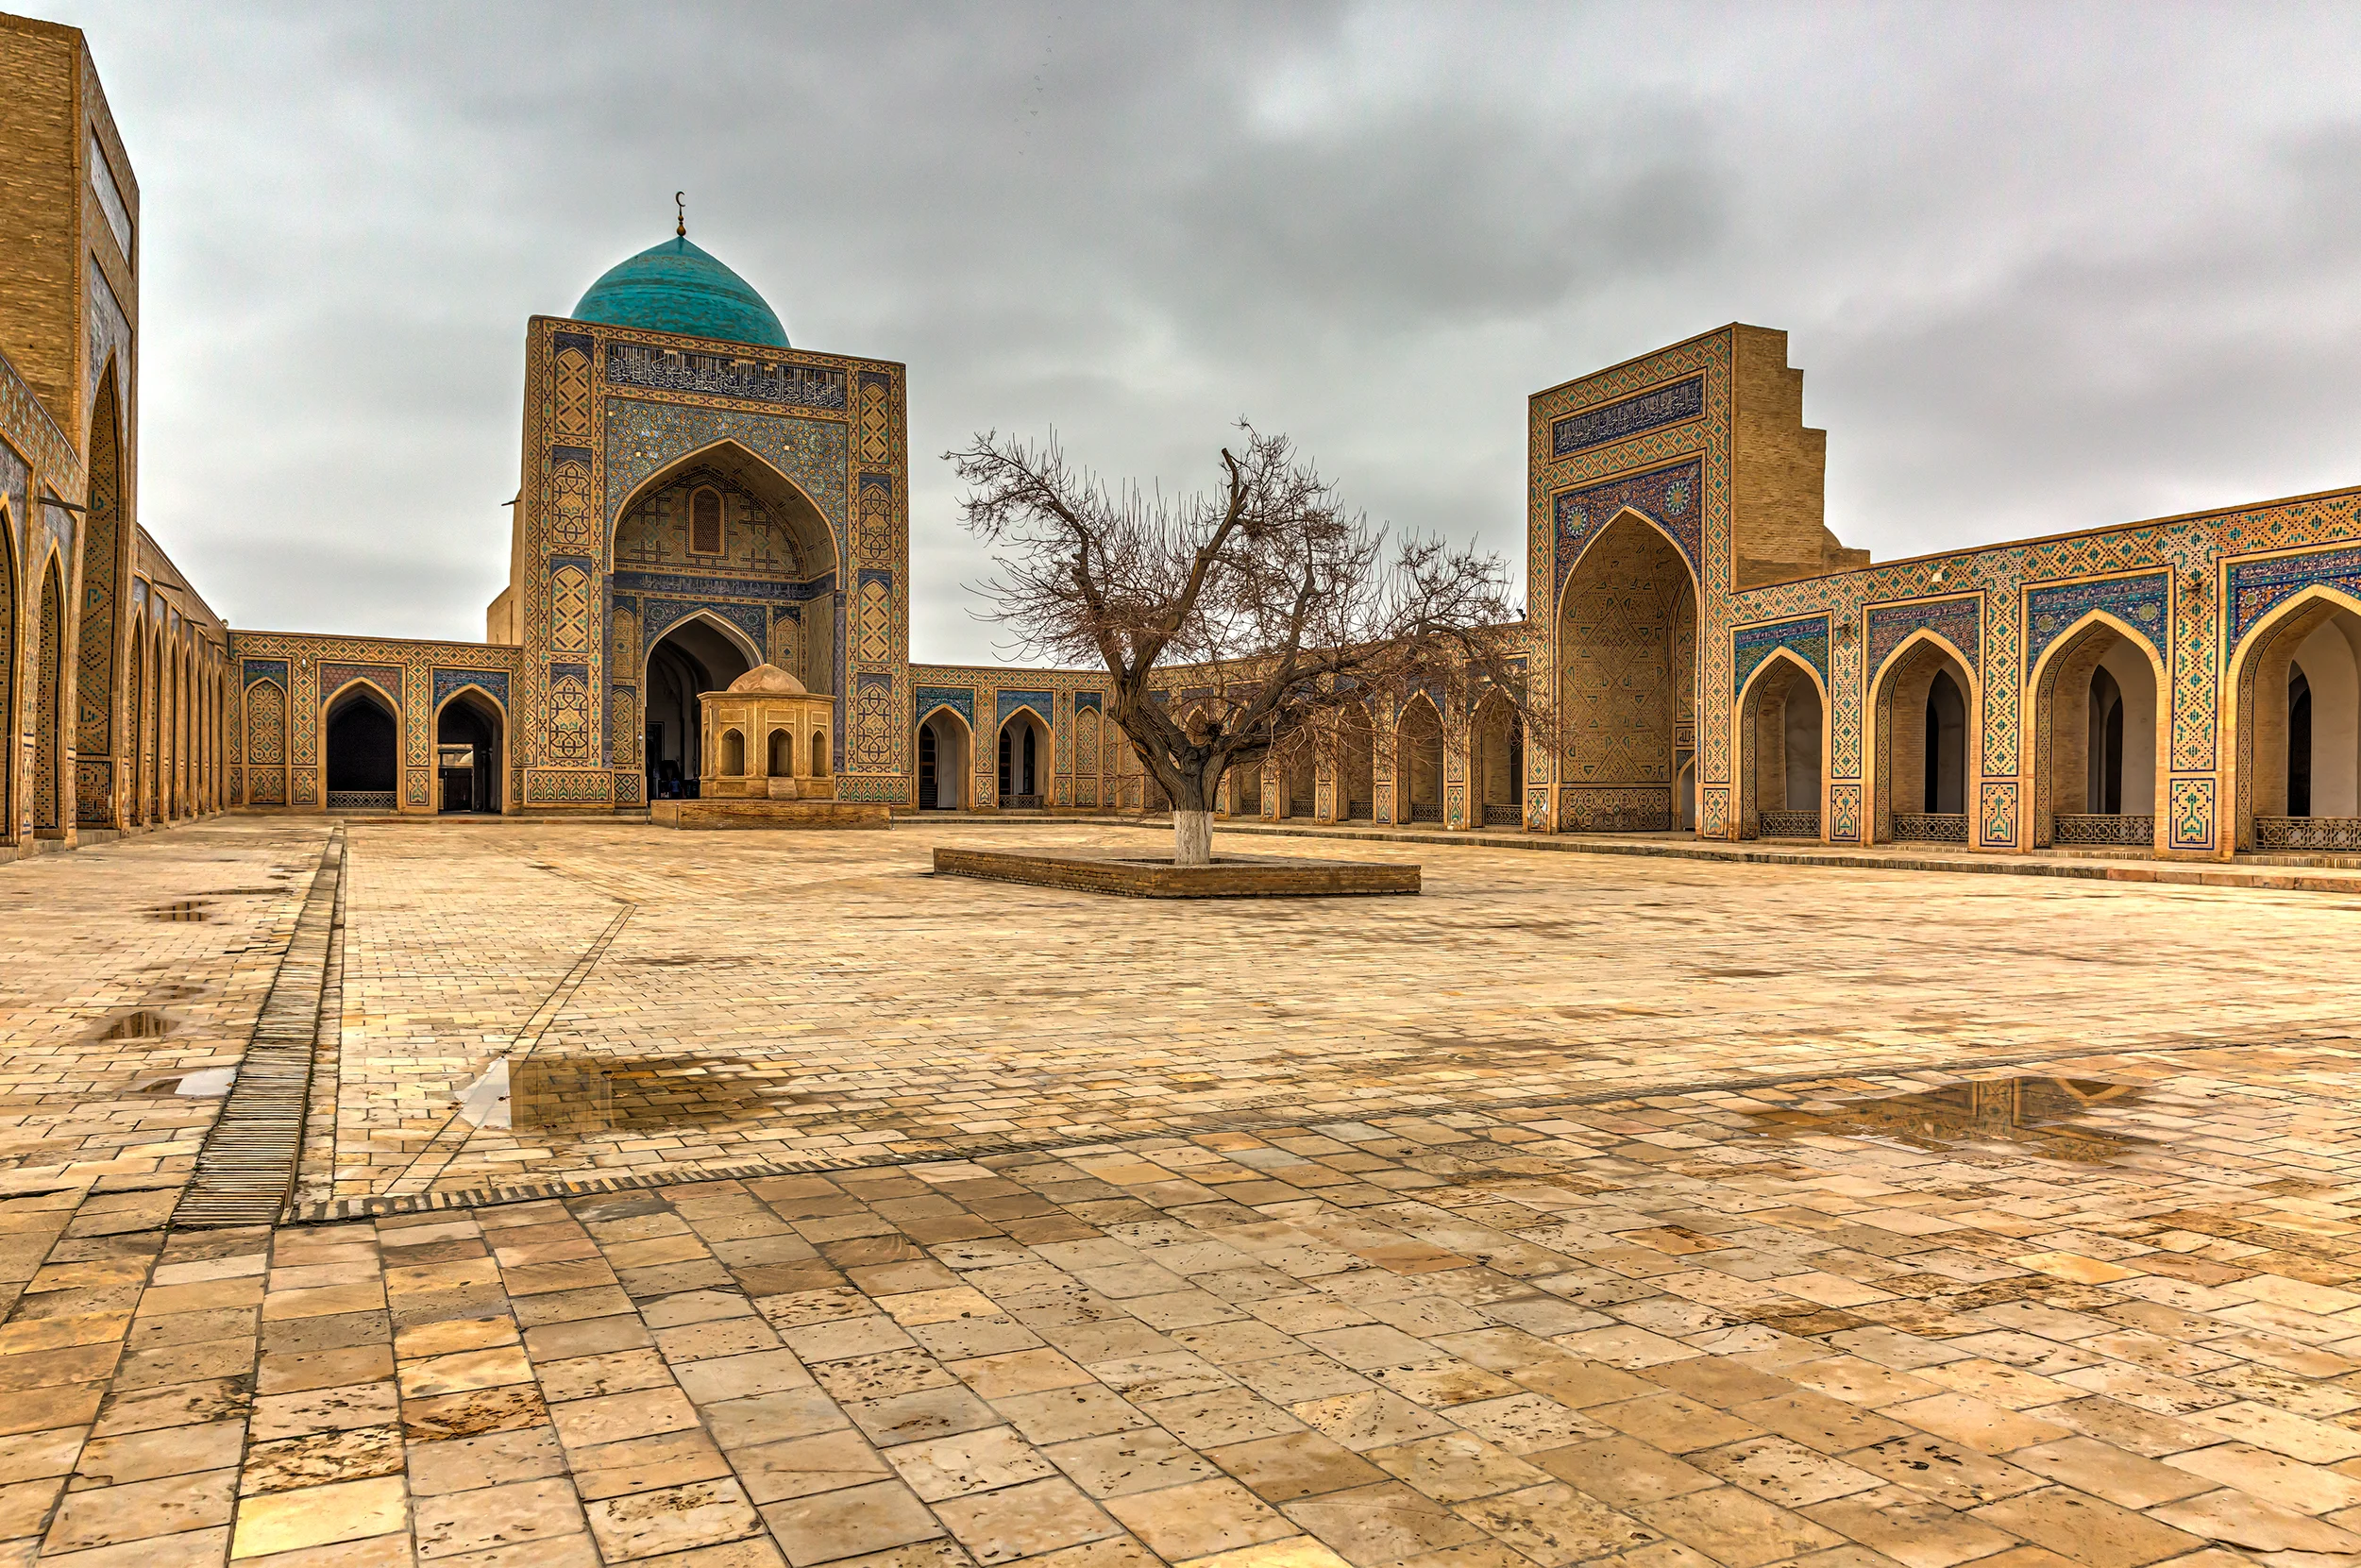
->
44;0;2361;661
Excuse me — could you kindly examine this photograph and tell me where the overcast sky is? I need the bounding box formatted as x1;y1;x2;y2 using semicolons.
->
53;1;2361;665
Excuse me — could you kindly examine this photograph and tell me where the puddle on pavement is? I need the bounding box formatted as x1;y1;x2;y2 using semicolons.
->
98;1010;175;1040
147;900;213;921
131;1067;237;1097
1747;1076;2156;1163
453;1054;793;1136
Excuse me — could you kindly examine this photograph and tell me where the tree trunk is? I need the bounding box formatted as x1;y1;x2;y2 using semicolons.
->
1173;809;1214;868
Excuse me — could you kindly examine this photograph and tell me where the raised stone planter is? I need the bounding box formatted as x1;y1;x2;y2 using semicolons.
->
934;846;1419;898
651;800;891;830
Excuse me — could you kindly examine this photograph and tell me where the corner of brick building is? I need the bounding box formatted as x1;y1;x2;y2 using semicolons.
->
1728;324;1866;589
0;11;88;436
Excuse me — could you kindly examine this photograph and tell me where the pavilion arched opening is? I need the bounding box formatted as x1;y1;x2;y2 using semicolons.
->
1555;511;1696;832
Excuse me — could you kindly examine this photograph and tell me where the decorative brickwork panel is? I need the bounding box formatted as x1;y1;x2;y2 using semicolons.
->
2169;776;2215;850
2025;572;2169;669
1866;596;1981;682
319;662;401;703
603;399;848;560
1554;461;1704;595
1732;615;1830;696
1979;780;2017;848
1828;782;1863;842
2228;545;2361;644
547;452;594;550
245;681;286;802
432;668;510;712
606;344;846;411
552;346;593;438
852;672;894;770
1552;376;1705;460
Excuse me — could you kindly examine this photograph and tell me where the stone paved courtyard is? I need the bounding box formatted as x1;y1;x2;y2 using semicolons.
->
1;820;2359;1566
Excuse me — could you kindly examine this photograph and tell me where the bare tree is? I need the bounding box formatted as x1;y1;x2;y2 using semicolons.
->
950;425;1543;866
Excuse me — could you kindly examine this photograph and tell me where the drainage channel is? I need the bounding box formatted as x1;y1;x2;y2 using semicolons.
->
172;826;346;1229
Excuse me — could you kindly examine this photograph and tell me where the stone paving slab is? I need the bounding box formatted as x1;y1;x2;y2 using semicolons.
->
2;1044;2360;1565
307;819;2361;1198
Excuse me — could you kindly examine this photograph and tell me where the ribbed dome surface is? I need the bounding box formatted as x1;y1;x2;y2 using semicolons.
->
728;664;807;695
571;236;788;348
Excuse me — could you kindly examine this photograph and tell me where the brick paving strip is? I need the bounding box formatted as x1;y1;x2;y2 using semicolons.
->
173;829;346;1229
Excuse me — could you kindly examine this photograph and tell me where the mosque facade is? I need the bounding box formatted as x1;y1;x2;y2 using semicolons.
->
7;13;2361;863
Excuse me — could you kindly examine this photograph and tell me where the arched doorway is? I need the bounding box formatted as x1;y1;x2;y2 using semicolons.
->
2230;587;2361;852
77;366;124;828
644;615;755;800
33;559;64;834
2032;615;2162;849
1472;692;1523;828
918;708;971;810
1396;697;1444;823
435;689;503;814
1870;634;1976;845
1556;512;1697;832
145;617;162;820
1738;652;1824;839
998;709;1048;808
1281;736;1314;819
1336;702;1374;821
1233;756;1262;818
0;519;14;844
325;684;398;811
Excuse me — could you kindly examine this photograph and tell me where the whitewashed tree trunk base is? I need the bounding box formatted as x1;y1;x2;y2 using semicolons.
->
1173;810;1214;868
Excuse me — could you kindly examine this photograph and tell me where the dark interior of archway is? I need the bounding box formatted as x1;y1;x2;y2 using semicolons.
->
1923;669;1967;813
326;694;396;793
998;717;1043;801
919;717;969;809
2290;666;2313;817
2088;666;2125;815
646;619;753;798
437;695;500;814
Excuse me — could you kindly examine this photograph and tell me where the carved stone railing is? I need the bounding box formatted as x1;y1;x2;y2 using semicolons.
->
326;791;396;812
1409;802;1443;823
2053;813;2153;846
1892;812;1968;844
2256;816;2361;851
1757;810;1819;839
1003;794;1043;810
1345;799;1373;820
1483;803;1521;826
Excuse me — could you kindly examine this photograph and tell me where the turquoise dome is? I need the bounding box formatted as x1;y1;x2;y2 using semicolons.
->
571;235;788;348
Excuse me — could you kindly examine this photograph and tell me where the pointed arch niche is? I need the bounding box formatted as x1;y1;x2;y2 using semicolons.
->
1868;632;1978;845
1394;695;1445;824
324;681;399;811
2029;611;2167;850
1472;690;1524;828
1735;650;1827;840
996;706;1049;807
2230;584;2361;852
1555;509;1697;832
918;705;971;810
644;613;757;801
436;686;505;814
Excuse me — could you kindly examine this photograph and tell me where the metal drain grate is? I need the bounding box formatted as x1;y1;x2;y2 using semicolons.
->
173;828;345;1229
